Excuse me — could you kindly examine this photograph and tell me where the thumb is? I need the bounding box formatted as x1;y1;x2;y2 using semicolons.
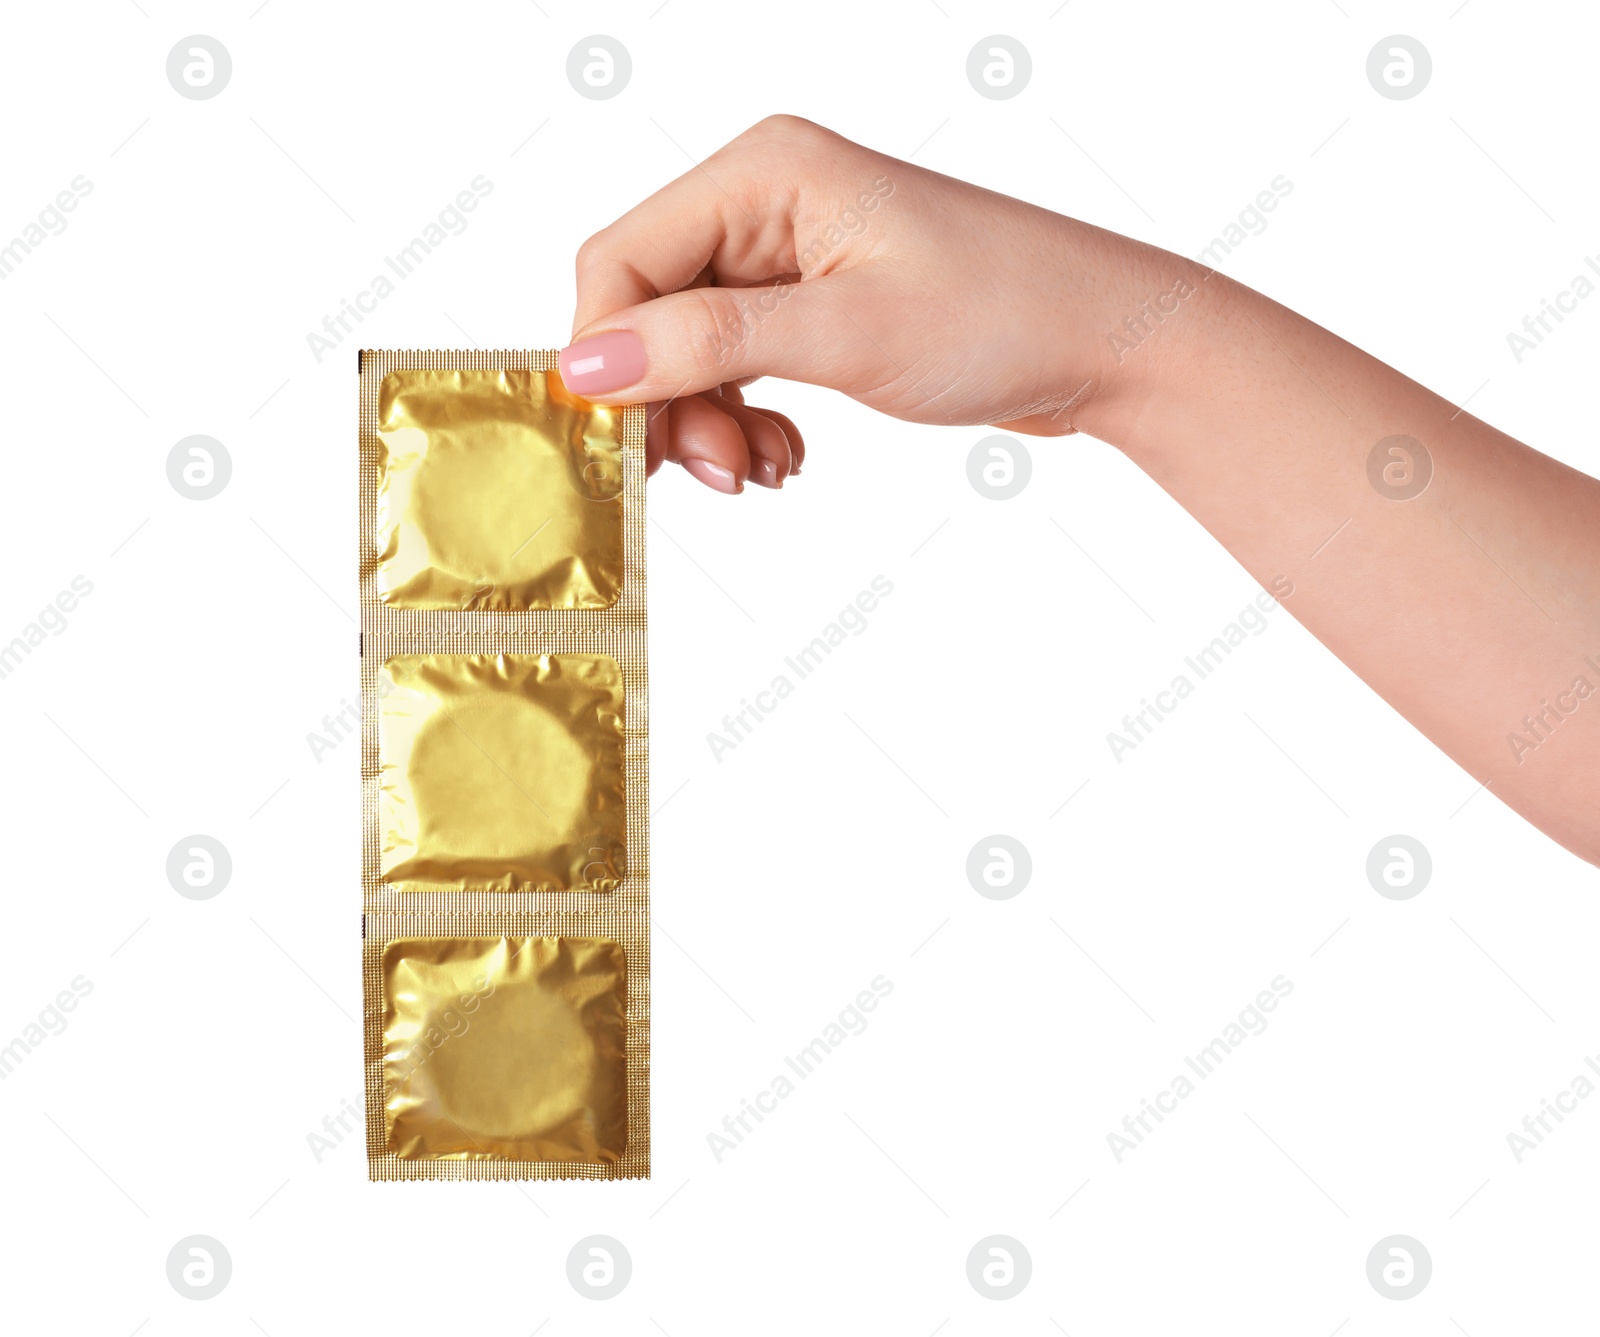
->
557;276;867;403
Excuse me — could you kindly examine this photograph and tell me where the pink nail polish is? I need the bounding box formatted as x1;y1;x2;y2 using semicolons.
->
558;331;647;396
749;459;782;489
683;458;742;494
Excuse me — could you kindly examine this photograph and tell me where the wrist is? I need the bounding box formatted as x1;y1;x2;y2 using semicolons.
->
1068;239;1237;453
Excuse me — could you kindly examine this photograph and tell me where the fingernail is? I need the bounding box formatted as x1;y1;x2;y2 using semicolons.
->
683;458;742;495
749;459;782;489
558;330;646;396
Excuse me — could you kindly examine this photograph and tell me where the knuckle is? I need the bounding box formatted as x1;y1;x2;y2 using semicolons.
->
750;113;818;142
574;228;612;276
675;288;745;372
742;114;837;163
734;116;854;193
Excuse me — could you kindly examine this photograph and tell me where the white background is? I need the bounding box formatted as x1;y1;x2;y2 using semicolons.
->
1;1;1597;1332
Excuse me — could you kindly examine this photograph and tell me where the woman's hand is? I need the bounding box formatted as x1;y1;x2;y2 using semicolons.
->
559;114;1186;491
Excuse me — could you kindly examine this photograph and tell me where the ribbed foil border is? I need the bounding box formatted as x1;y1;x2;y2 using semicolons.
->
358;349;649;1182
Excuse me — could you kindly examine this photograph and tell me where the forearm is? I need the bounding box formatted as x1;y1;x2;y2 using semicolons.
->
1080;254;1600;863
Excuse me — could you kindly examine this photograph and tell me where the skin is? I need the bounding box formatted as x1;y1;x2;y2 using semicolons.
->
566;115;1600;866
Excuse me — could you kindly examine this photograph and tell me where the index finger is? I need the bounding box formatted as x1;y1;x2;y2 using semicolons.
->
569;117;834;337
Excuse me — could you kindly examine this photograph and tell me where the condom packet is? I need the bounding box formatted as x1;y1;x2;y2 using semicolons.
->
359;350;648;1181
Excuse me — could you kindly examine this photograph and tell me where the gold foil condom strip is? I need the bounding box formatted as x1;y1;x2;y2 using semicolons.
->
359;350;649;1182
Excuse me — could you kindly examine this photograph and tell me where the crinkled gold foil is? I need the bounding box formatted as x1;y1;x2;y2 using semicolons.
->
382;936;628;1163
375;368;624;610
361;349;649;1183
379;652;625;893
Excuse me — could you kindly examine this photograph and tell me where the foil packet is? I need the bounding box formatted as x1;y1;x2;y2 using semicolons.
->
359;351;649;1181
